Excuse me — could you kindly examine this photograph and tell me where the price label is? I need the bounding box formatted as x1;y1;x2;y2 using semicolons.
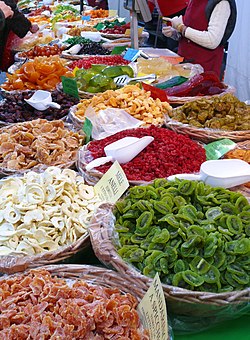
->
123;48;140;62
81;15;91;21
61;76;79;99
111;45;128;55
82;117;93;144
142;82;169;102
137;273;168;340
94;161;129;204
205;139;236;160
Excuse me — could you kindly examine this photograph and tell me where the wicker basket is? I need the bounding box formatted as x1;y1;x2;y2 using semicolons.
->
165;117;250;143
0;234;90;274
0;264;163;339
89;199;250;329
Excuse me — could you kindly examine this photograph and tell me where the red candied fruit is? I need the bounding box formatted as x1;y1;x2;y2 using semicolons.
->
87;126;206;181
69;55;130;70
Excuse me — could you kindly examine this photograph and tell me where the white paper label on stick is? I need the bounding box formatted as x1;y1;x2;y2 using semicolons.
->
137;273;168;340
94;161;129;203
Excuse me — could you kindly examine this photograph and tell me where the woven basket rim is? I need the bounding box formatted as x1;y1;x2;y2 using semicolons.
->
0;233;90;274
89;201;250;307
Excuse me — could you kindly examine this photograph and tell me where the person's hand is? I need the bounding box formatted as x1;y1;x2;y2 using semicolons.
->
167;16;183;30
0;1;13;18
30;23;39;33
162;26;177;38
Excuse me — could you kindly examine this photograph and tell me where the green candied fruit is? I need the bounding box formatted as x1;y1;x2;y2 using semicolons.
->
135;211;153;236
205;207;223;221
178;180;196;195
225;239;250;255
129;186;147;199
235;196;249;211
190;256;211;275
203;265;220;284
152;229;170;243
174;195;187;209
179;205;198;221
154;201;172;215
159;214;179;228
226;215;243;234
160;194;174;209
213;250;227;269
180;236;202;257
159;257;169;274
128;248;145;262
143;264;157;278
174;259;189;273
182;270;205;287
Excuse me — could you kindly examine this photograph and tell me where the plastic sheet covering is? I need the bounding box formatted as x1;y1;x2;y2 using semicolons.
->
89;201;250;334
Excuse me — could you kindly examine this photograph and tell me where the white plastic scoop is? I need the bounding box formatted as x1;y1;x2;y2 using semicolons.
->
86;136;154;171
80;31;111;42
167;159;250;188
25;90;61;111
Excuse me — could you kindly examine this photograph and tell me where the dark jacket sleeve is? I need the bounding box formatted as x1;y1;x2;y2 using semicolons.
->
0;9;5;31
4;0;31;38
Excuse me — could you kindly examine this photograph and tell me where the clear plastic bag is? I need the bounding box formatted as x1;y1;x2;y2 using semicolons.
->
85;106;143;140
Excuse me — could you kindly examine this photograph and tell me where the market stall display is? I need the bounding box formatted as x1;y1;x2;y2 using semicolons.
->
0;119;84;172
166;93;250;142
71;84;171;125
78;126;206;183
0;90;79;124
0;266;150;338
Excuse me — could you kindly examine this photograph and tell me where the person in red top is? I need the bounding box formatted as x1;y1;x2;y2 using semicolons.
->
148;0;189;17
162;0;237;77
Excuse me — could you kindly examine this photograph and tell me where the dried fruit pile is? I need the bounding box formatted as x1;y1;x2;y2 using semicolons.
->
86;126;206;181
19;44;63;59
114;179;250;292
1;56;71;91
69;55;129;70
0;269;149;339
0;168;101;255
0;90;79;123
0;119;84;170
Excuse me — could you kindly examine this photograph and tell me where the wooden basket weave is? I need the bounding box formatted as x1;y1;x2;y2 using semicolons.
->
0;234;91;274
89;203;250;314
165;117;250;143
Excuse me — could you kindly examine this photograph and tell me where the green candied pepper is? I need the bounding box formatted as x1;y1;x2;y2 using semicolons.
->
225;239;250;255
205;207;223;221
152;229;170;243
204;234;218;257
226;215;243;234
213;250;227;269
203;265;220;284
178;180;196;195
153;201;172;215
182;270;205;287
135;211;153;236
221;202;238;215
190;256;211;275
159;214;179;228
174;259;189;273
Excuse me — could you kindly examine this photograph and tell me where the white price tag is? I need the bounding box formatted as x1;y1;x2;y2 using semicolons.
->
94;161;129;203
137;273;168;340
